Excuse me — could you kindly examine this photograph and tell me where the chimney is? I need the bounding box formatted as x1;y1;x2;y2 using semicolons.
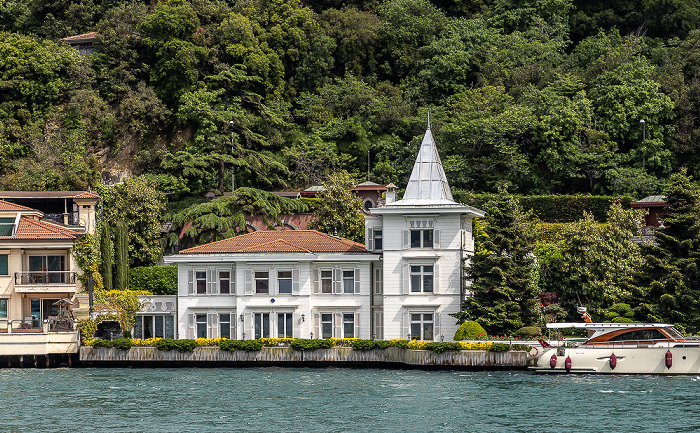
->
385;183;397;204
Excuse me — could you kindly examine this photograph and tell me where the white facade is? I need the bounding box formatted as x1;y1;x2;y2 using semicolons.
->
162;125;483;342
164;251;380;340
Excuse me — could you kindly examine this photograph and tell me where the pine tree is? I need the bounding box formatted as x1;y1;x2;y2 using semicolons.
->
457;190;538;335
100;221;113;291
114;220;129;291
638;171;700;332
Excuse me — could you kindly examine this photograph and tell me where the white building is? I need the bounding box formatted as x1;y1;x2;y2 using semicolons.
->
162;125;483;342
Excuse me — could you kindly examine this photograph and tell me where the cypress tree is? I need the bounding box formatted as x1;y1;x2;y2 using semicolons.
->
100;222;113;291
638;171;700;332
114;220;129;290
457;189;538;335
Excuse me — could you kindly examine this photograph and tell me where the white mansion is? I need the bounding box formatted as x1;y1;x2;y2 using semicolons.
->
157;125;484;342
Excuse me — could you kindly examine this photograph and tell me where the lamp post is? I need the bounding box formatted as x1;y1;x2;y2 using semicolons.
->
639;119;646;170
229;120;235;192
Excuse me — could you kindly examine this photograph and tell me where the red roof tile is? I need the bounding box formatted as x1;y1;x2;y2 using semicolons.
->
0;200;34;211
72;191;101;199
180;230;367;254
0;217;77;240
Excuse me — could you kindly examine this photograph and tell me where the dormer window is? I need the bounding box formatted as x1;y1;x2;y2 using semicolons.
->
0;218;16;236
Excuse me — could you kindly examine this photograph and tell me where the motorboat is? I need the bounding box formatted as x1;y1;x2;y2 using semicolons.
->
529;322;700;374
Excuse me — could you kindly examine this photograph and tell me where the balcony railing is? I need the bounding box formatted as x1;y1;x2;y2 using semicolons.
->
15;271;76;285
43;212;79;226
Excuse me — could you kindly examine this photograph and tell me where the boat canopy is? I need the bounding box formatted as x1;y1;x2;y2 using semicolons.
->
546;322;673;330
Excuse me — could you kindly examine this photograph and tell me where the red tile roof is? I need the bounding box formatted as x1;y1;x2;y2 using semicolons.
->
61;32;97;43
0;217;77;240
0;200;34;211
180;230;367;254
72;191;101;199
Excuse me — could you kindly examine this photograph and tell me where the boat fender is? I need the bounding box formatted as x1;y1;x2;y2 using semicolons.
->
565;356;572;373
609;353;617;370
665;350;672;369
550;354;557;369
529;347;539;356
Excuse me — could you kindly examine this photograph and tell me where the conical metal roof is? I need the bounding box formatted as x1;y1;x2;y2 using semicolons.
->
387;124;458;206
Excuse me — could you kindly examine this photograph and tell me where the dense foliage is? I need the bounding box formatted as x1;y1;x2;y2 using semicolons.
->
129;265;178;295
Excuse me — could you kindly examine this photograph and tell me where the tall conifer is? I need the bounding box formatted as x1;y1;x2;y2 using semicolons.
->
114;220;129;290
100;222;113;291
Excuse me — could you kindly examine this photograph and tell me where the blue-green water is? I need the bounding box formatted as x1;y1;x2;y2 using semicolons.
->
1;368;699;432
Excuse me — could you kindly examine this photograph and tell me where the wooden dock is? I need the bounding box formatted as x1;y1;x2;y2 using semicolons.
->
79;346;531;370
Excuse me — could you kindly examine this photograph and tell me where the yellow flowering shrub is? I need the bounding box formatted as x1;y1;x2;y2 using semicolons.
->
195;337;227;347
131;338;162;347
330;338;358;347
261;338;294;347
407;340;428;350
458;341;493;350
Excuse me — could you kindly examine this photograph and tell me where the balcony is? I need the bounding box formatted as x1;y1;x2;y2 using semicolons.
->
14;271;77;293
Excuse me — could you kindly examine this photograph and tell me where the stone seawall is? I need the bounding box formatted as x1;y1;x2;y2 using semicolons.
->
79;346;530;370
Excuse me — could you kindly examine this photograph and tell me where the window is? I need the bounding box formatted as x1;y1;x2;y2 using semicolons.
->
219;271;231;294
410;265;433;292
255;272;269;294
321;270;333;294
321;313;333;339
0;218;14;237
0;299;7;319
374;230;383;250
609;329;666;342
343;313;355;338
255;313;270;338
195;314;207;338
195;271;207;294
277;312;293;338
220;313;232;338
29;255;66;283
343;270;355;294
278;271;292;294
410;229;433;248
134;315;174;339
0;255;7;276
410;313;434;340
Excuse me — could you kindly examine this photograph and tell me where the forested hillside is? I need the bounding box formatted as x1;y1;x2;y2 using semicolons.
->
1;0;699;197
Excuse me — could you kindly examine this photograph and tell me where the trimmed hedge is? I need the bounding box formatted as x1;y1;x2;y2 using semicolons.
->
452;191;636;223
129;265;177;295
454;321;487;340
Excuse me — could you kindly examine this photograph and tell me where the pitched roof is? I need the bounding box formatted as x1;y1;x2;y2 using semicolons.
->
0;200;34;211
0;191;97;199
387;124;458;207
61;32;97;43
72;191;101;200
0;217;77;240
631;195;668;208
180;230;367;254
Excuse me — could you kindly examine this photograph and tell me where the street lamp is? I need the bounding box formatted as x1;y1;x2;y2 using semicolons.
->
229;120;235;192
639;119;646;170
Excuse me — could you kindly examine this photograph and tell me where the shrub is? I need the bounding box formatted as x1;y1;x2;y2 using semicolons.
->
454;321;487;340
155;338;196;352
112;338;134;350
351;339;392;350
78;318;98;345
128;265;177;295
238;339;264;351
91;339;112;348
490;343;510;352
290;339;334;351
516;326;542;339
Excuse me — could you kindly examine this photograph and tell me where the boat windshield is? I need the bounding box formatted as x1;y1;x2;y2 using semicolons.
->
665;327;684;340
606;328;668;342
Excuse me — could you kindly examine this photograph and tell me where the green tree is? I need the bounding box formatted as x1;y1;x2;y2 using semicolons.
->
307;172;365;243
638;171;700;331
114;220;128;291
100;221;113;292
553;203;645;321
457;190;538;334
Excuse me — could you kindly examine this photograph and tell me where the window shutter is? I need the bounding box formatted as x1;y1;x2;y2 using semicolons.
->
333;268;341;294
374;268;383;294
354;312;360;338
244;269;253;295
313;268;319;294
187;269;194;295
334;312;342;338
187;312;195;339
270;268;276;296
230;313;236;339
433;229;440;249
292;269;300;295
211;269;218;295
433;311;440;342
403;230;409;249
209;312;219;339
243;311;252;340
231;268;236;295
354;268;361;294
293;313;301;338
367;228;374;251
433;261;439;294
313;313;320;339
402;262;409;295
206;269;212;295
402;310;409;340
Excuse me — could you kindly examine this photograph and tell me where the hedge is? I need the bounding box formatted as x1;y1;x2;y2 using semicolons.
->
452;191;636;223
128;265;177;295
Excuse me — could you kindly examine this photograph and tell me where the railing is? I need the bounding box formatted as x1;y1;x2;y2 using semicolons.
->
15;271;76;285
581;339;675;349
43;212;79;226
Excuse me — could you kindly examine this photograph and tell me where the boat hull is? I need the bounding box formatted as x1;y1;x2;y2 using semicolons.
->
530;346;700;374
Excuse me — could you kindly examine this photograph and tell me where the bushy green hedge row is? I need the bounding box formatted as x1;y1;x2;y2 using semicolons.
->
129;265;177;295
452;191;636;222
